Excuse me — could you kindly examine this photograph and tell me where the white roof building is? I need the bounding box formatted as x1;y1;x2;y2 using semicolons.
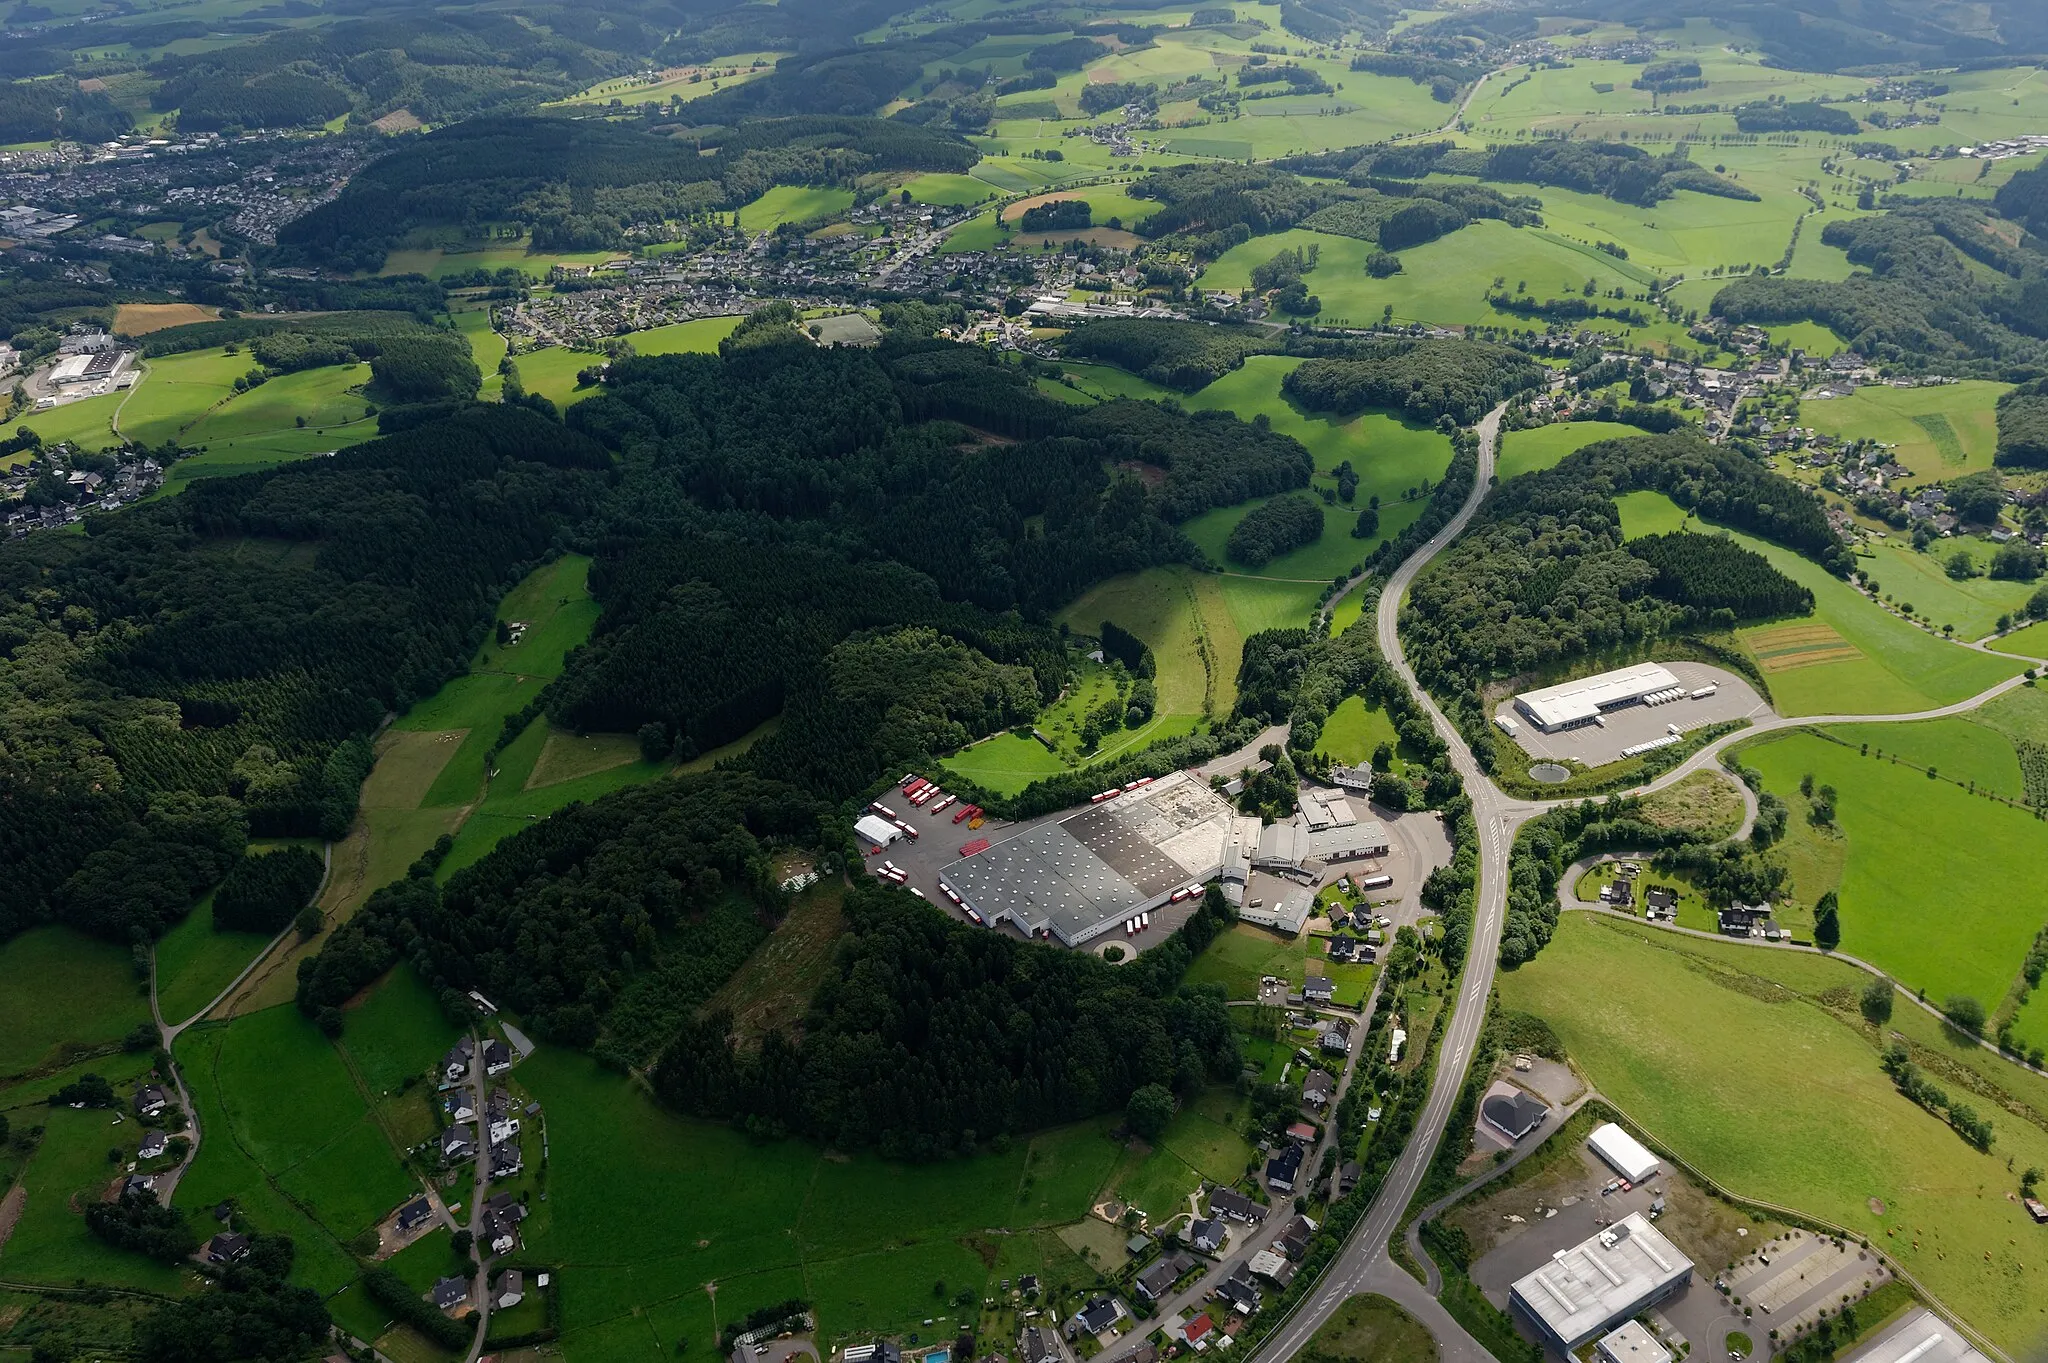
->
1840;1308;1990;1363
854;814;901;849
1509;1213;1693;1352
1587;1122;1660;1183
1514;662;1683;732
1597;1320;1673;1363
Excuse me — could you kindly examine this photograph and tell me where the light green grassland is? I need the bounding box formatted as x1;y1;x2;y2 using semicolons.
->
1196;222;1660;335
1740;731;2048;1009
495;315;740;408
943;659;1201;796
163;362;377;492
1614;491;2024;713
513;1046;1139;1357
0;1105;200;1293
1768;320;1846;356
379;240;618;281
737;185;857;232
152;894;274;1026
1045;360;1177;403
0;927;149;1075
899;172;1003;207
1057;565;1239;719
1497;913;2048;1359
1801;381;2009;485
1855;534;2035;641
1494;420;1643;483
548;55;779;108
1305;1294;1437;1363
1315;693;1401;768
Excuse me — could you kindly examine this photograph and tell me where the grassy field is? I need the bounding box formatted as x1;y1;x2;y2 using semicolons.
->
512;1047;1133;1357
1855;534;2036;642
0;1104;200;1293
1800;382;2009;485
0;927;149;1076
161;362;376;492
379;240;618;281
1305;1294;1437;1363
153;896;274;1026
1495;421;1643;484
1615;491;2025;714
1738;730;2048;1010
498;315;739;408
1315;694;1402;768
1055;566;1239;721
942;656;1203;796
1497;913;2048;1359
737;185;856;232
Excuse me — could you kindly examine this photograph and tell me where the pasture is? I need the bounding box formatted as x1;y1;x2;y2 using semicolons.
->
1740;730;2048;1008
1615;491;2025;713
1800;382;2009;485
512;1046;1132;1357
1056;566;1239;721
549;55;778;108
0;927;148;1076
152;897;274;1026
737;185;856;232
0;1105;197;1293
1315;694;1402;769
1855;534;2034;642
1496;913;2048;1359
499;315;738;408
943;658;1203;796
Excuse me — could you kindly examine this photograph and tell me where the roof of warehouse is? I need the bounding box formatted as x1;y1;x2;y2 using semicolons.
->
1515;662;1682;729
1509;1213;1692;1345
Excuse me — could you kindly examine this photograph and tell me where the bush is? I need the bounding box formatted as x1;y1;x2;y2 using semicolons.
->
1366;250;1403;278
87;1186;199;1262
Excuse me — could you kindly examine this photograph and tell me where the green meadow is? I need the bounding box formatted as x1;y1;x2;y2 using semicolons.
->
1615;491;2024;714
494;315;740;408
1495;420;1642;484
1801;381;2009;485
942;659;1202;797
1497;913;2048;1359
1740;730;2048;1008
153;895;274;1026
0;927;149;1076
737;185;856;232
0;1105;199;1293
1855;533;2035;641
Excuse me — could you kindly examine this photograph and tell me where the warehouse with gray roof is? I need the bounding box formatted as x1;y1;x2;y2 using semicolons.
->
1509;1212;1693;1352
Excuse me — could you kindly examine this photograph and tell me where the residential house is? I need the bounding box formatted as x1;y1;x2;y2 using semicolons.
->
138;1130;170;1160
430;1276;470;1311
487;1088;513;1122
1318;1020;1351;1056
1264;1144;1302;1195
1134;1252;1194;1302
448;1092;477;1124
1180;1314;1214;1348
1302;976;1334;1005
1644;886;1676;920
1214;1267;1260;1317
1337;1161;1362;1196
440;1124;477;1165
1069;1296;1122;1338
489;1139;523;1180
1188;1217;1227;1254
1302;1070;1335;1108
1327;936;1358;964
1285;1121;1317;1146
495;1269;525;1309
441;1039;475;1084
1020;1325;1056;1363
1208;1188;1268;1223
1277;1214;1317;1260
488;1115;521;1145
484;1039;513;1076
481;1199;525;1255
122;1173;156;1199
134;1085;168;1118
396;1197;435;1234
207;1232;250;1263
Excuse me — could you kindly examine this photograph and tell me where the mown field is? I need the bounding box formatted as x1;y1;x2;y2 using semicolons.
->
1495;420;1642;484
1497;913;2048;1360
0;927;149;1076
1615;491;2025;714
1801;382;2009;486
152;892;276;1026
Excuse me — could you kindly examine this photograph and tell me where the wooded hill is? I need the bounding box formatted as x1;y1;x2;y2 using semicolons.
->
275;115;979;271
1712;199;2048;379
1400;432;1839;774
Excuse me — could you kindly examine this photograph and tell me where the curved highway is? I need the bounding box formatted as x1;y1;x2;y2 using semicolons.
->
1248;401;2035;1363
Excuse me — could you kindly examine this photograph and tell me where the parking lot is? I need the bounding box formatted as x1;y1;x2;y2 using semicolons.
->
1494;662;1771;770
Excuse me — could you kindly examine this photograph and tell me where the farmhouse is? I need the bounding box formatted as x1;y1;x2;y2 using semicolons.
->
1514;663;1686;734
1587;1122;1660;1183
940;772;1237;947
1508;1213;1693;1353
1483;1091;1547;1142
1838;1308;1990;1363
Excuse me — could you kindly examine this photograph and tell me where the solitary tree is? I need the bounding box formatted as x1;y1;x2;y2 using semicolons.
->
1814;891;1841;951
1944;994;1988;1036
1860;976;1894;1025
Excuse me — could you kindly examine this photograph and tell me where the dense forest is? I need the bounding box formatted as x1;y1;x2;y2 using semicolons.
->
1282;338;1547;424
1058;318;1279;391
1996;381;2048;469
1276;139;1751;207
0;405;609;943
1225;494;1325;566
1712;200;2048;378
1732;101;1863;134
654;881;1244;1156
1400;432;1840;769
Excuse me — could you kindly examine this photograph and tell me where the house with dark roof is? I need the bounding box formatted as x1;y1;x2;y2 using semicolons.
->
1208;1188;1268;1223
1135;1252;1195;1302
1301;1070;1335;1108
1483;1091;1548;1142
1264;1144;1303;1195
489;1139;523;1180
441;1039;475;1085
396;1196;435;1233
1302;975;1334;1004
481;1206;521;1256
138;1129;170;1160
495;1269;525;1309
122;1173;157;1199
1247;1248;1295;1288
1070;1296;1122;1337
484;1039;513;1076
1278;1213;1316;1260
1020;1326;1055;1363
430;1276;470;1311
1318;1020;1351;1055
134;1085;167;1118
1214;1268;1260;1317
1188;1216;1227;1254
440;1124;477;1164
207;1232;250;1263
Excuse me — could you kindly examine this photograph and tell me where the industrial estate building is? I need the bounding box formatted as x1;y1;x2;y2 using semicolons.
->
1508;1212;1694;1352
1840;1308;1990;1363
1587;1121;1662;1184
939;772;1236;947
1513;662;1689;733
1595;1320;1673;1363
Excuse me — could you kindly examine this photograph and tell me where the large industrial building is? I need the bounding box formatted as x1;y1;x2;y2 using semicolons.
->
939;771;1237;947
1513;663;1687;734
1508;1212;1694;1353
